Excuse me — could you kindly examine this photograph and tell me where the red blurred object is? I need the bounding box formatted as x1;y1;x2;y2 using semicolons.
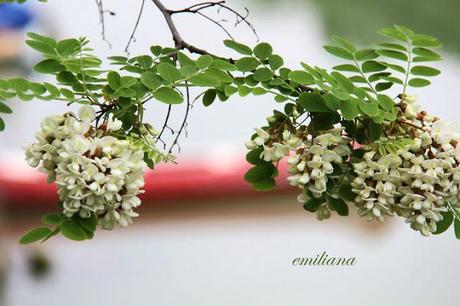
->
0;158;291;211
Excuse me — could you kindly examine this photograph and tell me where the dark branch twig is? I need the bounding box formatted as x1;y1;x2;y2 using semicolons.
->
168;82;191;154
150;0;257;58
170;1;258;41
156;105;172;149
94;0;114;48
124;0;147;55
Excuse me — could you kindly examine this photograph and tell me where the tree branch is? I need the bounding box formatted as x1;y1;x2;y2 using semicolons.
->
151;0;219;57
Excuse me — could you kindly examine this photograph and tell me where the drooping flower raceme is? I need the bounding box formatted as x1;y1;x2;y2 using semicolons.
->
25;106;148;230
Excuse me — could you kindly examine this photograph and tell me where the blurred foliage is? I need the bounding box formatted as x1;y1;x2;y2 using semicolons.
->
254;0;459;55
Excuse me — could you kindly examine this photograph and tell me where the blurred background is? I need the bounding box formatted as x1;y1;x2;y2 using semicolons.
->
1;1;460;305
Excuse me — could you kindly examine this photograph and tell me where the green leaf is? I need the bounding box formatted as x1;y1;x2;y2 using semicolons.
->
378;27;408;42
408;78;431;87
27;32;56;47
349;76;367;83
412;36;442;48
34;59;65;74
56;38;80;57
107;71;121;90
74;214;97;233
362;61;386;73
205;68;233;83
140;71;162;90
375;82;393;91
252;87;267;95
153;87;184;104
253;67;273;82
380;62;406;73
333;64;359;73
376;43;407;51
150;45;163;56
41;214;64;225
433;211;453;235
189;73;220;87
331;71;354;93
157;62;181;83
376;49;408;61
338;184;356;202
394;25;415;38
202;89;217;107
211;59;236;71
268;55;284;70
0;117;4;131
323;45;354;60
298;93;328;112
246;146;264;165
288;70;314;85
340;99;360;120
368;121;382;141
454;218;460;239
196;54;213;69
0;101;12;114
303;197;324;212
179;65;199;78
224;85;238;96
253;42;273;60
61;220;87;241
26;40;57;56
238;85;252;97
244;162;276;184
235;57;260;72
8;78;29;92
331;35;356;53
412;48;441;60
134;55;152;69
354;49;378;61
328;197;349;216
19;227;52;244
252;178;276;191
29;83;46;95
377;94;395;112
223;40;252;55
323;93;341;111
410;66;441;77
358;100;379;116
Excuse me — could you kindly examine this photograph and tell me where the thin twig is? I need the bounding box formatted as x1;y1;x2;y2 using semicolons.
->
94;0;113;48
156;104;172;149
151;0;218;56
124;0;146;55
168;82;191;154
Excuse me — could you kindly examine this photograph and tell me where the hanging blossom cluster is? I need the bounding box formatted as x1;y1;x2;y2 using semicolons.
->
352;96;460;236
245;97;460;236
24;106;149;230
245;116;351;220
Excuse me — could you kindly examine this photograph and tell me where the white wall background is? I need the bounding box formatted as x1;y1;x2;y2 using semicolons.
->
2;1;460;306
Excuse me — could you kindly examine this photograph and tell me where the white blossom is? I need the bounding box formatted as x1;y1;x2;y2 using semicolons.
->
24;107;150;230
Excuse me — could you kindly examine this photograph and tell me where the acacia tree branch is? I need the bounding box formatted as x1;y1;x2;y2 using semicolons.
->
151;0;219;57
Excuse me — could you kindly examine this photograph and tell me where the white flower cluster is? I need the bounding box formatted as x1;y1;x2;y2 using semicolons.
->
245;128;301;162
245;124;351;220
352;152;400;222
287;129;350;199
352;98;460;235
25;106;148;230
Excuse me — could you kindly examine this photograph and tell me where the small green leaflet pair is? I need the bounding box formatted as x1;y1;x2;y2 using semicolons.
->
19;213;97;244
